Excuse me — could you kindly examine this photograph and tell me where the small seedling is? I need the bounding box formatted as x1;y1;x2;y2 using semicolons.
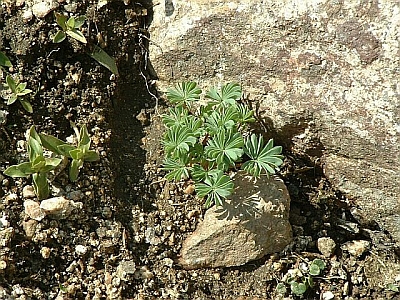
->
161;82;284;207
277;258;327;297
388;283;399;292
3;126;62;199
52;12;87;44
39;122;99;181
2;75;33;113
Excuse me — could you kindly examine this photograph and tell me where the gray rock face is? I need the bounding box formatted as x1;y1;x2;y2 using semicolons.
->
178;173;292;269
149;1;400;244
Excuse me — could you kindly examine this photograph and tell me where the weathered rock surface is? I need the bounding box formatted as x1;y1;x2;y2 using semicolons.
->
178;173;292;269
31;0;58;18
24;199;46;221
22;185;35;199
341;240;370;257
149;1;400;244
40;196;82;219
317;237;336;257
24;197;82;220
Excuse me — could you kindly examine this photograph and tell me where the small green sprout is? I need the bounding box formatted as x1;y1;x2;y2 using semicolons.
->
52;12;87;44
2;75;33;113
387;283;399;292
277;258;327;297
39;122;99;181
161;82;284;207
308;258;326;276
3;126;62;199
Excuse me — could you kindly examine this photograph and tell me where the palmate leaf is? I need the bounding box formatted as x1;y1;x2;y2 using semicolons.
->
242;134;283;177
163;157;190;181
184;115;203;137
205;128;244;171
206;83;242;107
196;170;234;207
162;125;196;158
161;106;189;128
236;104;255;124
166;82;201;107
205;105;238;135
191;163;218;182
290;282;307;296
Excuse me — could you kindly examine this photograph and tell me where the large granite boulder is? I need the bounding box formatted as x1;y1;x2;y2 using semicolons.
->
149;1;400;243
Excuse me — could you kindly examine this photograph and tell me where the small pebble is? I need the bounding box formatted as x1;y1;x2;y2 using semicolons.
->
322;291;335;300
22;9;33;22
163;258;173;268
22;219;38;239
341;240;370;257
0;215;9;228
317;237;336;257
183;185;195;195
40;247;51;259
32;1;58;18
22;185;36;199
5;193;18;203
24;200;46;221
0;260;6;269
40;197;82;219
75;245;88;256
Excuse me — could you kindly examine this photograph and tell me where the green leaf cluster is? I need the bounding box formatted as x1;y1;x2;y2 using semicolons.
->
3;123;99;199
277;259;327;297
53;12;87;44
2;75;33;113
51;13;119;75
4;126;62;199
39;122;99;181
1;51;34;113
161;82;284;207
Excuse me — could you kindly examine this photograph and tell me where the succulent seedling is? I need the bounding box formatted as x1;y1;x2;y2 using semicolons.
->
52;12;87;44
39;122;99;181
4;126;62;199
2;75;33;113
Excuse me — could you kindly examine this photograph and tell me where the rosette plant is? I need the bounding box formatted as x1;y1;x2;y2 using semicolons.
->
4;126;62;199
39;122;99;182
161;82;284;207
